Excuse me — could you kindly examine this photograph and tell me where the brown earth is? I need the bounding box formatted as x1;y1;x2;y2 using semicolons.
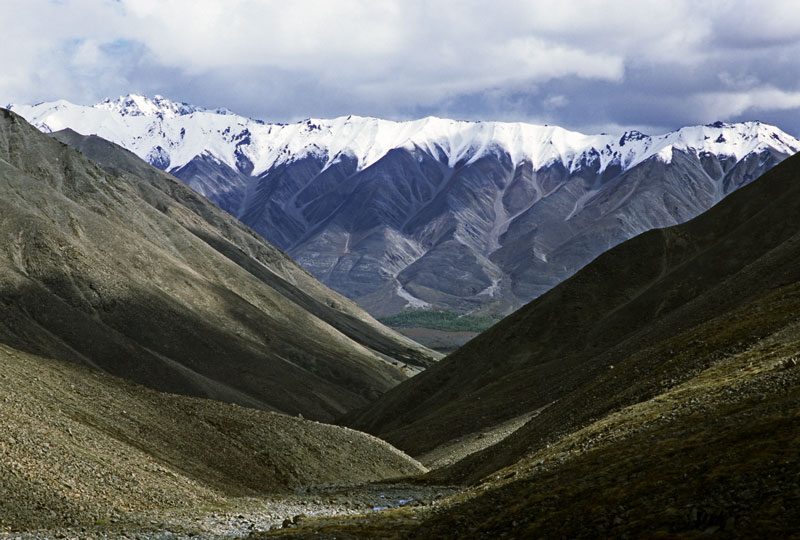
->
0;342;425;533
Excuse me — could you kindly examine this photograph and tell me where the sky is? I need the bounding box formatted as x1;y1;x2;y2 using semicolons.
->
3;0;800;136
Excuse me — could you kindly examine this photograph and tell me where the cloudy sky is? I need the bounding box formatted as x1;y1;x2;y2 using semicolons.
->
4;0;800;135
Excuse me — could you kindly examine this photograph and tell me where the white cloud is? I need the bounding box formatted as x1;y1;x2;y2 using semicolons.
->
695;87;800;120
543;95;569;110
2;0;800;133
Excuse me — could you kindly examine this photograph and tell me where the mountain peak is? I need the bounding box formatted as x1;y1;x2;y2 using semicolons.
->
94;94;205;118
12;96;800;180
618;130;649;147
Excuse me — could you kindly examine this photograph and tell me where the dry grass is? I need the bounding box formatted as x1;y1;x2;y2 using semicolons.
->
0;343;424;532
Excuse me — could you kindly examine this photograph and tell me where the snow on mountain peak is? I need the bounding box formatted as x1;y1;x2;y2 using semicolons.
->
94;94;203;118
9;96;800;180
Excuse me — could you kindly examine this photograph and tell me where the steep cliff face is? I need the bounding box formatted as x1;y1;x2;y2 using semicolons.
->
13;96;800;315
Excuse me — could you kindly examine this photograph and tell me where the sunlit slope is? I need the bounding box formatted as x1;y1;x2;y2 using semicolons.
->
0;343;424;531
0;109;434;422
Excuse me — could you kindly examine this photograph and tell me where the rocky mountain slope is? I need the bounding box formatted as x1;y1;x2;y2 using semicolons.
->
11;95;800;316
0;108;436;423
345;149;800;481
0;342;424;532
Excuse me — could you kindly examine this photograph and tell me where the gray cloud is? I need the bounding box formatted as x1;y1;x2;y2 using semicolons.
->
3;0;800;136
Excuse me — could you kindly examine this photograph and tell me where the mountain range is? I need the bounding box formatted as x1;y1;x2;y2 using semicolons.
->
1;105;798;537
0;107;436;424
12;95;800;316
335;127;800;538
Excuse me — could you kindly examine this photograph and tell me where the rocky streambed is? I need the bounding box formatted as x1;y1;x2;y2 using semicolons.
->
0;483;458;540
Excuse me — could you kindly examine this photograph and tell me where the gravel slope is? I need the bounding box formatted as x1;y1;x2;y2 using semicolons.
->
0;343;425;533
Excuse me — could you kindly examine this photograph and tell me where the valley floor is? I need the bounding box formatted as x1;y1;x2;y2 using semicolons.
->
0;483;456;540
389;327;478;354
0;483;457;540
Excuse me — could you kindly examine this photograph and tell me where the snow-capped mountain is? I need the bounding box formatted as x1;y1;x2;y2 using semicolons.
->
13;95;798;185
11;95;800;315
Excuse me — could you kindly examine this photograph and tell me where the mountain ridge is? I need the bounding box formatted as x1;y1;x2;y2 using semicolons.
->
12;96;800;317
0;108;436;423
12;94;798;183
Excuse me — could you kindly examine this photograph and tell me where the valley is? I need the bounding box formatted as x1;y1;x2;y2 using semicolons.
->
0;108;437;423
1;107;798;538
379;311;500;353
5;2;800;538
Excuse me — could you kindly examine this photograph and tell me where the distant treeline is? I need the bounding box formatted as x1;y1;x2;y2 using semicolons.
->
379;310;501;332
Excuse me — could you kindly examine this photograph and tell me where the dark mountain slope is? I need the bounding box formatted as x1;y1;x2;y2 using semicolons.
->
345;150;800;473
402;281;800;539
283;325;799;538
0;109;433;422
49;128;439;369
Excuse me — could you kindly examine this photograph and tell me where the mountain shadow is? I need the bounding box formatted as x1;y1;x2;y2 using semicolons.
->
345;150;800;478
0;108;435;422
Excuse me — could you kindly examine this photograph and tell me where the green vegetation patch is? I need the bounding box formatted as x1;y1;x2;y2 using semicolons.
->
379;310;501;332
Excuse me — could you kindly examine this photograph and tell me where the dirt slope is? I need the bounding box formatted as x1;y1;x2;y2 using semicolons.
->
0;342;424;531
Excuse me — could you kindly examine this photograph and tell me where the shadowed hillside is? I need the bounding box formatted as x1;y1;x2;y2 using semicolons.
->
0;109;435;422
345;150;800;480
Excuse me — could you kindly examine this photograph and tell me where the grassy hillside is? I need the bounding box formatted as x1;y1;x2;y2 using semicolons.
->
0;343;424;532
264;328;800;538
409;294;800;538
